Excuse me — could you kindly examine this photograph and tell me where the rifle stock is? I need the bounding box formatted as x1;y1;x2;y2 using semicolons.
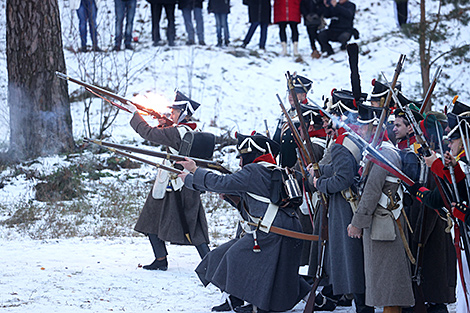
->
419;67;442;115
56;72;174;126
84;138;231;174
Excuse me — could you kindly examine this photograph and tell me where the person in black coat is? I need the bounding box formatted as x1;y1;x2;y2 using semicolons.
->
317;0;356;56
300;0;325;59
240;0;271;50
147;0;177;46
208;0;230;46
178;0;205;45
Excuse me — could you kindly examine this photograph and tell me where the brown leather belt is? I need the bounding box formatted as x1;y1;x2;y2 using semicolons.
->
247;221;319;241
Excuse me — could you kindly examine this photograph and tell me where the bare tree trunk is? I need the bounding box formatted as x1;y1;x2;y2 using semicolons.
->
419;0;431;102
6;0;75;162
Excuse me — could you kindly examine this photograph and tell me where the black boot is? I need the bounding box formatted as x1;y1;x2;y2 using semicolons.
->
212;296;244;311
143;258;168;271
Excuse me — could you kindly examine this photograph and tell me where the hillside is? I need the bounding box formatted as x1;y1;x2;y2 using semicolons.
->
0;0;468;311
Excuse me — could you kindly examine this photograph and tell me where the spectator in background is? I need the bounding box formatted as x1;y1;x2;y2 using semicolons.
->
178;0;205;45
273;0;302;56
317;0;357;56
71;0;102;52
395;0;408;27
113;0;137;51
208;0;230;47
300;0;325;59
240;0;271;50
147;0;177;46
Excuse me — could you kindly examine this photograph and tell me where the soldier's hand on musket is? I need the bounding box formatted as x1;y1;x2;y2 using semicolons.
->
124;102;138;114
347;224;362;239
423;151;438;168
306;163;318;187
444;151;457;167
177;157;198;173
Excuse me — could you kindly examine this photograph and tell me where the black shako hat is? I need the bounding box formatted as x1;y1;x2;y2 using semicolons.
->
357;103;385;125
301;103;323;126
289;74;313;94
236;132;280;165
328;89;367;114
369;79;402;105
168;90;201;123
448;96;470;115
447;114;470;140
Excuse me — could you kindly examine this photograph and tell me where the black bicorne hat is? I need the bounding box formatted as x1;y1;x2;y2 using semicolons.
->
236;132;280;158
289;74;313;94
168;90;201;123
369;79;402;105
357;103;385;125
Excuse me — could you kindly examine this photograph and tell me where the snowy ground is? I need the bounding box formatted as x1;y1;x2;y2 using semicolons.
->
0;0;469;311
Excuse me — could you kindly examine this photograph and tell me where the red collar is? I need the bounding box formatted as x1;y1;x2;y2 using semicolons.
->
397;135;417;150
178;122;197;130
253;154;277;165
309;128;327;138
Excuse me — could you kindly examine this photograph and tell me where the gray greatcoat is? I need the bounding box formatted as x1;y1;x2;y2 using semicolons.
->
184;162;311;312
351;143;414;307
312;142;366;296
130;113;209;246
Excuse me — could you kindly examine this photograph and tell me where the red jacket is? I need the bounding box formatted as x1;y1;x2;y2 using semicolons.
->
273;0;301;23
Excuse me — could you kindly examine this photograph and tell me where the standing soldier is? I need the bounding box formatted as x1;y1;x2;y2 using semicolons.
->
348;103;415;313
308;91;372;313
123;91;210;271
393;104;456;313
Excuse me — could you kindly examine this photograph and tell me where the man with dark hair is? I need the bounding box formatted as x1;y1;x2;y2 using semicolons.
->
348;103;415;313
123;91;210;271
317;0;356;56
393;105;456;313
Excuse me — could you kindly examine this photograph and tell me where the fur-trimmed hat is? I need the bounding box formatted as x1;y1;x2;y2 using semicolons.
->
168;90;201;123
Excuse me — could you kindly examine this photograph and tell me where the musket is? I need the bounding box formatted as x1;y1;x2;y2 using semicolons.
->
84;138;232;174
419;66;442;115
56;72;174;126
89;143;182;174
286;71;318;166
264;119;271;138
360;55;406;186
276;94;311;167
310;101;415;186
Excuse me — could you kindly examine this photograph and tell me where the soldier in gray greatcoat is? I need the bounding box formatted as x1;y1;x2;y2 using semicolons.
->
178;132;311;313
348;103;414;313
124;91;210;271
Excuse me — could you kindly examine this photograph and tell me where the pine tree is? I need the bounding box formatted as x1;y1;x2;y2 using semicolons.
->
6;0;75;161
